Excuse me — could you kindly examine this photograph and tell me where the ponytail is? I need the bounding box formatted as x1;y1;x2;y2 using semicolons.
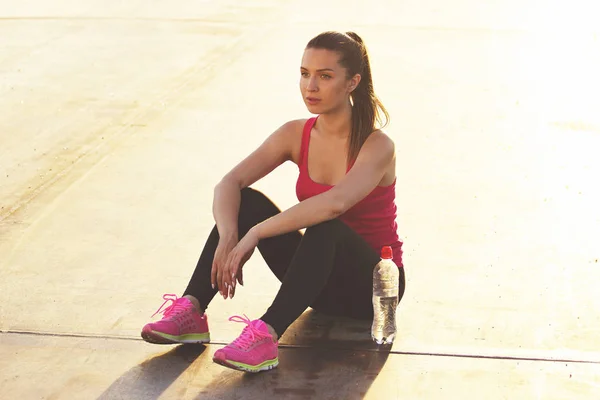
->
344;32;389;162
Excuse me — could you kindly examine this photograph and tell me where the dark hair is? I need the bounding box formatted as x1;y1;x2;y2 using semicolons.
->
306;31;389;162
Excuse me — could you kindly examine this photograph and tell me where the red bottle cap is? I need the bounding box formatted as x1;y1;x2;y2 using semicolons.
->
381;246;393;259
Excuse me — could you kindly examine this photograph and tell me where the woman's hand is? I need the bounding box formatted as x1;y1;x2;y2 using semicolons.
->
221;227;260;299
211;233;238;298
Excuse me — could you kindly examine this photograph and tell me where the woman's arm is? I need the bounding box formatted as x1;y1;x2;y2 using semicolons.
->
251;131;395;240
212;120;303;239
210;120;303;295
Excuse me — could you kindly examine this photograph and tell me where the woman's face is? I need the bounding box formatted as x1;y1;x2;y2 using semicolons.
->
300;48;358;114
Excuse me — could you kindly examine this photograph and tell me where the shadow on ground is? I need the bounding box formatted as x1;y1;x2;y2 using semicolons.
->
197;309;393;400
97;344;208;400
196;346;391;400
98;310;393;400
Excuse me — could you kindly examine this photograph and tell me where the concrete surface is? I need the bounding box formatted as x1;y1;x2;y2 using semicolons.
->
1;0;600;399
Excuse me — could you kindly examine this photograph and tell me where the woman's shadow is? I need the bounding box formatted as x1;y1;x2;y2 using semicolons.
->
196;309;393;400
96;343;207;400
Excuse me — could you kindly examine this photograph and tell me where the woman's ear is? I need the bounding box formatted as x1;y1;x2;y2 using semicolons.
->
348;73;362;93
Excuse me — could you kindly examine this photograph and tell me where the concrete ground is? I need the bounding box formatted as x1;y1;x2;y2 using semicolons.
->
1;1;599;399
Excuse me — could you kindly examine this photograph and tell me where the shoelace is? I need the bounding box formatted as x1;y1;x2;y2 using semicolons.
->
229;315;270;350
151;294;187;318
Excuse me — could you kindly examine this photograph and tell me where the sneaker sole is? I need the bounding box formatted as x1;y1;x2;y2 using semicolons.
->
212;356;279;373
141;330;210;345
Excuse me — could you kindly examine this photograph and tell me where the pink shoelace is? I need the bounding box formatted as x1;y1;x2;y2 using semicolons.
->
151;294;188;318
229;315;271;350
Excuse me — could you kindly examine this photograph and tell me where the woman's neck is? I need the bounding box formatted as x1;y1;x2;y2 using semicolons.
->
316;101;352;139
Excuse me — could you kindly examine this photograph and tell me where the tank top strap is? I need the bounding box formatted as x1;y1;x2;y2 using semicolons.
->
298;117;318;168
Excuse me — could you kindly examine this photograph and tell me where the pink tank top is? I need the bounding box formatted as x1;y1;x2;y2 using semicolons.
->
295;117;404;267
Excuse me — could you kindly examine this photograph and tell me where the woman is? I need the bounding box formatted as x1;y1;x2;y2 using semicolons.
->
141;31;406;373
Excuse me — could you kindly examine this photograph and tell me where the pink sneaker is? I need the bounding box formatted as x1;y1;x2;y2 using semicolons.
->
213;315;278;373
141;294;210;345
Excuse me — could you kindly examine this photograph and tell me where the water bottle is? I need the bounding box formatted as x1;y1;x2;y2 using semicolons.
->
371;246;399;344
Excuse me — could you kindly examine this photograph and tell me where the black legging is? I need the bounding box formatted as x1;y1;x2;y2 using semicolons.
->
183;187;406;338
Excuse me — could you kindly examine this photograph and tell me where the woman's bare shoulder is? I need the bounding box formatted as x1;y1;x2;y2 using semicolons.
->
278;118;308;136
365;128;395;154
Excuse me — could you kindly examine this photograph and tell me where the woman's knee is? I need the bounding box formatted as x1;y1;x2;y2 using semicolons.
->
304;219;346;239
238;187;281;230
240;186;264;203
239;187;272;211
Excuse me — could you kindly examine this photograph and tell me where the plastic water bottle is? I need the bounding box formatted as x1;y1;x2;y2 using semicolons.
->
371;246;399;344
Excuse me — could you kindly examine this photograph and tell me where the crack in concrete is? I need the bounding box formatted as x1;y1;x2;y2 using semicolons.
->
3;329;599;365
